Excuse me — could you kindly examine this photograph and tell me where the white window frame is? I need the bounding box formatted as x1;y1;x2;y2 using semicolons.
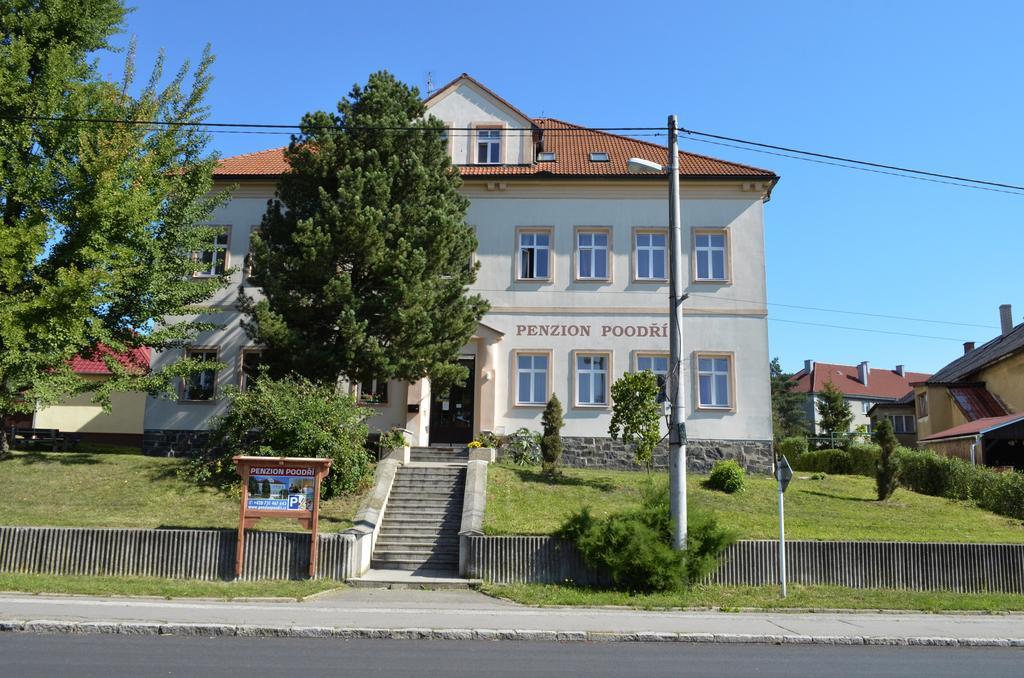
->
891;414;916;434
693;229;729;282
517;228;552;281
476;127;502;164
358;378;389;405
635;353;669;380
182;348;219;401
514;351;551;406
194;227;230;278
575;228;611;281
696;353;734;410
633;228;668;281
574;351;611;408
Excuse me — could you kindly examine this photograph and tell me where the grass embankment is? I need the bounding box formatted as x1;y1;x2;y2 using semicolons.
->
485;464;1024;543
0;573;341;600
480;582;1024;613
0;449;365;532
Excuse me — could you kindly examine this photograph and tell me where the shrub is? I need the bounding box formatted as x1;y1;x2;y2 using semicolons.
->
541;394;564;475
504;427;541;466
895;448;1024;521
378;428;406;452
777;436;808;458
477;432;504;449
559;482;735;592
705;460;746;493
609;370;662;467
181;375;371;498
791;446;879;476
873;420;900;500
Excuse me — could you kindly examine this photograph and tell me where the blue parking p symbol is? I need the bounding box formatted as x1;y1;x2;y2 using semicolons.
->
288;494;301;509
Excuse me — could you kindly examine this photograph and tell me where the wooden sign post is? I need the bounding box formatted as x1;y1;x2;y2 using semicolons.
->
233;456;333;579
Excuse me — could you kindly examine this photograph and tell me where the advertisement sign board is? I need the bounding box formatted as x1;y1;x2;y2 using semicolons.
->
233;456;333;578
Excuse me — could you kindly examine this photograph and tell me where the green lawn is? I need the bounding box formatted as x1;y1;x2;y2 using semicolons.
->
485;464;1024;543
0;450;365;532
480;582;1024;613
0;573;341;600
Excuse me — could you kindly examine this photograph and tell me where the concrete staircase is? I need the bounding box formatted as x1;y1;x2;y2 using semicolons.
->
409;446;470;463
371;458;466;573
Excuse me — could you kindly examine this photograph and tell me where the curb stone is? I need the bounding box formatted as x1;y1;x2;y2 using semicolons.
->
3;620;1024;646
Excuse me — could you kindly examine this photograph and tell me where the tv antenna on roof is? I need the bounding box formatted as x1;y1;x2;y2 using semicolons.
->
426;72;435;96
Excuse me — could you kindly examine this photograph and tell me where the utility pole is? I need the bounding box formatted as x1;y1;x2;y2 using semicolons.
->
667;114;687;551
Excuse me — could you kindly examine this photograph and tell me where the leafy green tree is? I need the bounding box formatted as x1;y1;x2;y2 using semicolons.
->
540;394;564;475
609;371;662;468
183;375;371;498
770;358;807;440
873;418;900;500
0;2;230;456
816;381;853;439
240;71;488;392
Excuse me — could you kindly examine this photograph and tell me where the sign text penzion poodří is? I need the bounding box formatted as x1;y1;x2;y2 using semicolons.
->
515;323;670;338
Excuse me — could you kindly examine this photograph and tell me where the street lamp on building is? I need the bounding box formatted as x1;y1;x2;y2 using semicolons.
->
628;114;687;551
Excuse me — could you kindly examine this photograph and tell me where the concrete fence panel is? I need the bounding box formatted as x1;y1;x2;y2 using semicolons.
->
0;527;357;581
463;536;1024;593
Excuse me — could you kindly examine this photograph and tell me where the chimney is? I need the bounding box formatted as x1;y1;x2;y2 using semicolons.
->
964;341;975;355
895;365;905;377
804;359;814;375
857;361;870;387
1000;304;1014;336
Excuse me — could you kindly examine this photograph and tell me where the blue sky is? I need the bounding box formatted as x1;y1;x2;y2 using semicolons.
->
99;0;1023;375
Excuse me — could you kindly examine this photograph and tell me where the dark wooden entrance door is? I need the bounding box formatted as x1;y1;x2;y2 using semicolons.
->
429;358;475;445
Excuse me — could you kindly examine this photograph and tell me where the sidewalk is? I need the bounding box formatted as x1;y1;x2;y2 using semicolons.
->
2;588;1023;646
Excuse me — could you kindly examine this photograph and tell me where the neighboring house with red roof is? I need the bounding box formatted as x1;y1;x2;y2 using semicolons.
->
914;304;1024;469
31;346;151;448
792;360;930;438
144;73;780;471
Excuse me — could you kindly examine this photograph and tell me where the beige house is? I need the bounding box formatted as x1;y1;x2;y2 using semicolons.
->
32;348;149;448
915;304;1024;468
143;74;780;471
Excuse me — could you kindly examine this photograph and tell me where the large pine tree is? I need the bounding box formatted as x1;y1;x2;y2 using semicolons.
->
240;71;489;390
0;1;230;455
770;358;808;439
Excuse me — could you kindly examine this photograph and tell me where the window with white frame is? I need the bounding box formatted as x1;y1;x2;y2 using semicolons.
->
359;377;388;404
515;353;549;405
576;230;609;280
917;392;929;418
697;355;732;409
576;353;609;406
861;400;874;414
635;231;667;280
477;128;501;164
694;230;727;281
518;231;551;280
239;350;264;393
891;415;916;434
636;354;669;379
196;230;229;277
183;348;218;401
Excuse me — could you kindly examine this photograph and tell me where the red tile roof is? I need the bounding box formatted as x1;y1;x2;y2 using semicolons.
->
69;346;150;375
213;120;776;181
792;362;931;400
919;413;1024;442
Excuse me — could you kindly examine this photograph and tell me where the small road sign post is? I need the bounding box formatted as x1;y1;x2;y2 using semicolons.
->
775;455;793;598
233;456;332;579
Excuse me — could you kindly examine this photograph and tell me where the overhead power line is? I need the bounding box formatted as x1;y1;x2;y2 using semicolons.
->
768;318;969;342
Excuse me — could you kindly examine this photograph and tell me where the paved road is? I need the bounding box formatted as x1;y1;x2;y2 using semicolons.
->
1;635;1022;678
2;589;1023;642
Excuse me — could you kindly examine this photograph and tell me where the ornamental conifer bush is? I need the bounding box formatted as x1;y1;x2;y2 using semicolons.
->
873;418;900;500
541;394;564;475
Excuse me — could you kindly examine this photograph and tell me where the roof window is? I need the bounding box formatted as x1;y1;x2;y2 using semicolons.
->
589;152;610;162
537;151;556;162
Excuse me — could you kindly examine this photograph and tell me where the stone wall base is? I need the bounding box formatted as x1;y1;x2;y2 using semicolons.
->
558;436;773;473
142;429;211;457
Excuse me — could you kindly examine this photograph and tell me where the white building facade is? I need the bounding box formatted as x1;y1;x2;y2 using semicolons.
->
143;75;778;472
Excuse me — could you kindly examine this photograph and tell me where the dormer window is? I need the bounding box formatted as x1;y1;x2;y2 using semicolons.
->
477;128;501;164
589;152;609;162
537;151;556;162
